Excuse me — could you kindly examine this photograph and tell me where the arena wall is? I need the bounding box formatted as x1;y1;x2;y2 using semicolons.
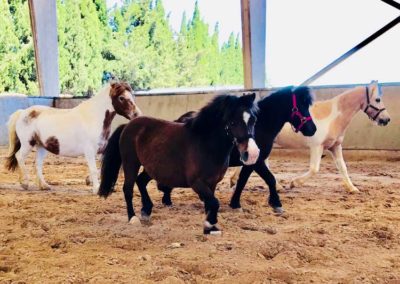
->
0;83;399;150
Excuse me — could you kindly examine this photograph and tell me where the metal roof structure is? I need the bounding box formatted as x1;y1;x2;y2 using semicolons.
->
27;0;400;96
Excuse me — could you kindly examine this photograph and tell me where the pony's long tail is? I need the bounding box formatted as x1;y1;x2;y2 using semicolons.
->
4;110;22;171
98;124;126;198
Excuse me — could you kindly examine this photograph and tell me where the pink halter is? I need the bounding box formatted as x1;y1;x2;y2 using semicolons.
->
291;94;312;133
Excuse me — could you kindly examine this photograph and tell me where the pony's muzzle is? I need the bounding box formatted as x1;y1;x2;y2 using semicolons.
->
378;117;390;126
129;106;142;120
239;138;259;165
377;110;390;126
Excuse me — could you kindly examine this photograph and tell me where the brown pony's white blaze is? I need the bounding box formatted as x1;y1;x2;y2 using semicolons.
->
4;82;141;193
271;80;390;193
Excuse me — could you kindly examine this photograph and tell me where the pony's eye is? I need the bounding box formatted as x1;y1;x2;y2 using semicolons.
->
118;96;125;102
375;98;381;103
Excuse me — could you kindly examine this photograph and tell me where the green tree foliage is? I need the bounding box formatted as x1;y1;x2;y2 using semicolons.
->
0;0;37;94
0;0;244;95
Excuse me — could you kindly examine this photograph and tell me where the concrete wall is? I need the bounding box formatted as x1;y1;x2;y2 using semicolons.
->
0;95;54;145
1;83;399;149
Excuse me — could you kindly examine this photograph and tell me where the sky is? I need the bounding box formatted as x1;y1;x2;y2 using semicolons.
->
107;0;400;87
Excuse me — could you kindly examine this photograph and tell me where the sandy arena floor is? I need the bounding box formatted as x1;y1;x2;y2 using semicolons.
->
0;146;400;283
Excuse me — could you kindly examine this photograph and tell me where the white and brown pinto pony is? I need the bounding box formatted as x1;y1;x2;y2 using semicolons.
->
4;82;141;193
231;80;390;193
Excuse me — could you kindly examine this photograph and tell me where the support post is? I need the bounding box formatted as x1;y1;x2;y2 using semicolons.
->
241;0;267;88
28;0;60;97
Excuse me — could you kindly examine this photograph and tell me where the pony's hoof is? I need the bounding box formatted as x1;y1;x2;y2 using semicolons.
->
140;213;151;223
162;199;173;207
203;226;222;235
290;179;302;189
129;216;141;225
272;207;284;215
21;183;29;190
349;189;360;194
230;207;243;213
40;184;51;191
85;175;92;186
229;202;241;210
346;185;360;194
276;182;284;192
92;185;99;195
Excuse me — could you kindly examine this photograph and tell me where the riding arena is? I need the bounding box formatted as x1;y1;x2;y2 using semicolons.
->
1;0;400;283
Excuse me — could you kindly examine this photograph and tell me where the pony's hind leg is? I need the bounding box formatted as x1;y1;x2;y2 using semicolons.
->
136;171;154;222
16;143;33;190
84;149;99;194
329;144;359;193
119;147;142;224
290;145;323;188
192;180;221;235
35;147;50;190
158;184;173;206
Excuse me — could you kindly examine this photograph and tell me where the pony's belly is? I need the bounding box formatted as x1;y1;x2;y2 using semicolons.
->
143;165;189;188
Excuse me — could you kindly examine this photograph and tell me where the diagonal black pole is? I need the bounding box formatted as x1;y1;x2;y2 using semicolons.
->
381;0;400;10
301;14;400;86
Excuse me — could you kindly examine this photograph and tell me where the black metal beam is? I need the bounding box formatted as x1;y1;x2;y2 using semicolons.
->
381;0;400;10
301;1;400;86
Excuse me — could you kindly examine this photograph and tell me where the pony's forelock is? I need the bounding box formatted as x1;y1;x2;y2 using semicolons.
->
293;86;315;106
187;94;257;131
110;81;133;97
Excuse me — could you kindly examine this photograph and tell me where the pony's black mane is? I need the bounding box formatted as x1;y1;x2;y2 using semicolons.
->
186;94;257;134
258;86;314;109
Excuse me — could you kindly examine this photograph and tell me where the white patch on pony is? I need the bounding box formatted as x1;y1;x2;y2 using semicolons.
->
204;220;214;228
243;111;250;125
243;138;259;165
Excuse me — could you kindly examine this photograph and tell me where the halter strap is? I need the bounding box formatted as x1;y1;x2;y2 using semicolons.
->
291;93;313;133
363;86;386;121
224;125;254;144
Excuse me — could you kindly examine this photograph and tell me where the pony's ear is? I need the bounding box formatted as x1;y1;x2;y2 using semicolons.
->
110;76;120;88
239;93;256;107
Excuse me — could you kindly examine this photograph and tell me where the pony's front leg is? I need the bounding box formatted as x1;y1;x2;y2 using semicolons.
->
265;158;284;191
16;144;32;190
254;161;283;214
192;180;221;235
84;149;99;194
229;166;254;210
158;184;173;206
136;171;154;222
329;144;359;193
35;147;51;190
290;145;323;188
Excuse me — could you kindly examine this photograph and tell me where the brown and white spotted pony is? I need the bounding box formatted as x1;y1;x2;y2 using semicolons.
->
231;80;390;193
4;82;141;193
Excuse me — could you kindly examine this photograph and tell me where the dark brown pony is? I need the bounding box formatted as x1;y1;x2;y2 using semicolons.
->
159;86;317;213
98;94;259;234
